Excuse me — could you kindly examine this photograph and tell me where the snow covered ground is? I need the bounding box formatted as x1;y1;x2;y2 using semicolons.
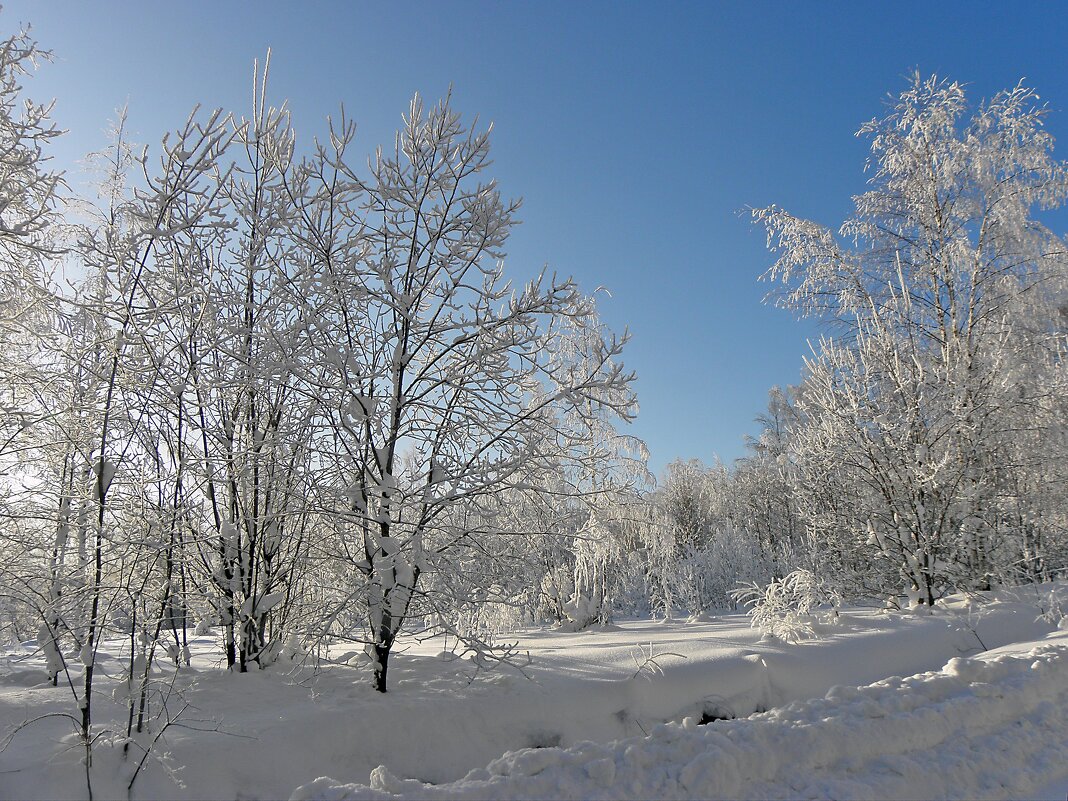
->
1;586;1066;800
295;633;1068;801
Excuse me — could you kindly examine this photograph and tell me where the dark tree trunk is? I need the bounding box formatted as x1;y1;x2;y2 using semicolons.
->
373;643;390;693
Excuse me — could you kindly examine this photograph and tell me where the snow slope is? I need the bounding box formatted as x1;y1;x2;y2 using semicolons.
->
0;586;1065;800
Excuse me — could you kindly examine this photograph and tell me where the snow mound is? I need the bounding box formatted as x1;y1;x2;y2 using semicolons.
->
292;641;1068;801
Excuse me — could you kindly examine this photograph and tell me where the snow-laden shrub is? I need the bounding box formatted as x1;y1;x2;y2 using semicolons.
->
730;569;841;642
1037;588;1068;629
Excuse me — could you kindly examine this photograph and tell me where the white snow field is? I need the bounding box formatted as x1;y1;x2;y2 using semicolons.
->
1;587;1066;801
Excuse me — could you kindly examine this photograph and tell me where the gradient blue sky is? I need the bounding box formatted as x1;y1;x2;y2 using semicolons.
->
6;1;1067;475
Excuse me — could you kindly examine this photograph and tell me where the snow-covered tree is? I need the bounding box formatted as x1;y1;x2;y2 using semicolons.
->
642;459;772;615
300;95;639;691
735;386;802;572
756;75;1068;602
0;20;65;676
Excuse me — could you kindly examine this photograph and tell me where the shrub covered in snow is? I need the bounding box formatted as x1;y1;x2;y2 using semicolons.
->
730;569;841;642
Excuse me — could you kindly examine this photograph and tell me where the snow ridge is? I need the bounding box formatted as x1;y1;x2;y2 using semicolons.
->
292;643;1068;801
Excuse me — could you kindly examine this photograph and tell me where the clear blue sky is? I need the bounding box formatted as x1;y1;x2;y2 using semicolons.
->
7;1;1068;476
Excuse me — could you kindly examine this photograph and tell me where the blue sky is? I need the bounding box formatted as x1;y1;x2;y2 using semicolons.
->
7;1;1068;475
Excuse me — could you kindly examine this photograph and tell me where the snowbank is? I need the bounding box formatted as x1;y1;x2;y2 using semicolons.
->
293;632;1068;800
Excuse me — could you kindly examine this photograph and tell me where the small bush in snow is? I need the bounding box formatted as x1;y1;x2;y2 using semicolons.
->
1037;589;1067;629
730;569;841;642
